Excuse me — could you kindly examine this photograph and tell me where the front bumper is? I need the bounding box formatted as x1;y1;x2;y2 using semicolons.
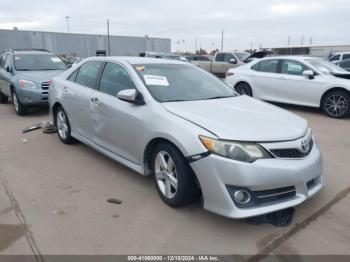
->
190;142;323;219
16;87;49;106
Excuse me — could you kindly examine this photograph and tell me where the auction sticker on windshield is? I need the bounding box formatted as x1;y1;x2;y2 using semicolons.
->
144;75;169;86
51;57;62;63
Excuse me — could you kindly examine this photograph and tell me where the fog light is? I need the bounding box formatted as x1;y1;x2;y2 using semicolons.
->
233;190;251;205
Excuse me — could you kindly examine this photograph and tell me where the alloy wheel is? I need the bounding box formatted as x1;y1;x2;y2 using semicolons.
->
325;94;348;117
154;151;178;199
57;110;68;139
12;92;19;112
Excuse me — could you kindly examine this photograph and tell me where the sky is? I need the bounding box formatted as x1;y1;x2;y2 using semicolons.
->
0;0;349;52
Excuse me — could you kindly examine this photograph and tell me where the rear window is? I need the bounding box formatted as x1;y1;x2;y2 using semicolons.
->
14;53;68;71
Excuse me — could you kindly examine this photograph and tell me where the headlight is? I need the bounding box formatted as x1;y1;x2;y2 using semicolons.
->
19;80;38;89
199;136;271;163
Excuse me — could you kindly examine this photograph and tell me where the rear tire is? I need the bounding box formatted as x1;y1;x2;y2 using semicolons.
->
321;91;350;118
235;82;253;97
0;92;8;104
55;106;75;144
152;142;200;207
12;90;28;116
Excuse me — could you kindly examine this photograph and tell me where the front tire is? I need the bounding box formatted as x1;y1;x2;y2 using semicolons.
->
235;82;253;96
55;106;75;144
152;142;199;207
0;91;8;104
322;91;349;118
12;91;28;116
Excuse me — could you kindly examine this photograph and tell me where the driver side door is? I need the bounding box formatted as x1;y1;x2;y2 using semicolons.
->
274;59;326;106
92;62;145;164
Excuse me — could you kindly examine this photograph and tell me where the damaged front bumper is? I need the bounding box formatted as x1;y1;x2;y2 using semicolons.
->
190;142;323;219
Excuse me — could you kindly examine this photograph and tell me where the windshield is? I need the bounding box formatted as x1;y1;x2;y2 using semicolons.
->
235;52;250;61
305;58;347;74
133;64;237;102
14;53;68;71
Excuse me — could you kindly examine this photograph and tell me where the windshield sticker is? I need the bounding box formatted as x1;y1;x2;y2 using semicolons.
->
15;56;21;60
144;75;169;86
51;57;61;63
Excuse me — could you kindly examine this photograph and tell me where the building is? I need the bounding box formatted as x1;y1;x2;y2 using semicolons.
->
270;44;350;58
0;28;171;58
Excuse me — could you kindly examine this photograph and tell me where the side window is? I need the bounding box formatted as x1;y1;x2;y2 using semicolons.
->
281;60;306;76
224;53;235;63
0;54;6;68
99;63;136;97
340;61;350;68
330;55;340;61
75;61;103;89
215;53;225;62
251;62;259;71
67;69;78;82
343;54;350;60
4;54;12;69
257;59;279;73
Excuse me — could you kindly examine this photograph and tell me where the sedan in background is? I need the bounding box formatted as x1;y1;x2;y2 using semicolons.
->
49;57;323;219
226;56;350;118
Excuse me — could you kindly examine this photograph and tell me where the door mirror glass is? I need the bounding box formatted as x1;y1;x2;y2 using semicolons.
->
302;70;314;78
117;89;144;105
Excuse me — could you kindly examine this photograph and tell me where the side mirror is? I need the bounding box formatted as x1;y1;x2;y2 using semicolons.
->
229;58;237;64
117;89;145;105
302;70;314;79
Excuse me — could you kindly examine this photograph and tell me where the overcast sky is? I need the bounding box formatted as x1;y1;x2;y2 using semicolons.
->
0;0;349;52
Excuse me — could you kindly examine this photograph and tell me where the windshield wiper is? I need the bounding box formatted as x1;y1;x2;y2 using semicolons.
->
207;95;235;100
163;99;187;102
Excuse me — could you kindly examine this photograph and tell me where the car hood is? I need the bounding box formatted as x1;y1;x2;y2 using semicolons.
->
15;70;66;83
162;96;308;142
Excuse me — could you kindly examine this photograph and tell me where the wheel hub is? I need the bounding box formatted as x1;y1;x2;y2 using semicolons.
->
155;151;178;199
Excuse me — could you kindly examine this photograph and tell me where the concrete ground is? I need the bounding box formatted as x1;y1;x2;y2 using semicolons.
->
0;102;350;258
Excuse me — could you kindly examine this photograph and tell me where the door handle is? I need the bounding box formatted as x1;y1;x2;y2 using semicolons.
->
91;97;100;105
63;86;68;93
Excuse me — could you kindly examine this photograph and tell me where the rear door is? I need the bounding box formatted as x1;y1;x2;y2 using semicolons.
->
274;59;326;106
249;59;280;100
63;61;104;140
92;62;144;164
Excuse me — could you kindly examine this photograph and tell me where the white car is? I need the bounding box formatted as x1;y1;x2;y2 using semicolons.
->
328;52;350;64
225;56;350;118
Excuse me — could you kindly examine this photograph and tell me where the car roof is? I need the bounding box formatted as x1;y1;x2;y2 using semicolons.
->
260;56;318;61
85;56;187;65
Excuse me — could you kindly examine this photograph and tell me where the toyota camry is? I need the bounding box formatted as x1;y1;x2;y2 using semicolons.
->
49;57;323;219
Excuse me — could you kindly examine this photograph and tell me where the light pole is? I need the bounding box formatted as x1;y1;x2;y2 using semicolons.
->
65;16;70;33
107;19;111;56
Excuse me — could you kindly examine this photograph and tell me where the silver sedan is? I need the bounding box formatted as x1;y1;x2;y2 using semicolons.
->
49;57;323;219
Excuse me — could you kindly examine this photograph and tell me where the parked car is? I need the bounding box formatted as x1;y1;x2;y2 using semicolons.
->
225;56;350;118
327;52;350;64
191;50;269;77
49;57;323;219
186;55;213;62
0;49;68;115
336;59;350;72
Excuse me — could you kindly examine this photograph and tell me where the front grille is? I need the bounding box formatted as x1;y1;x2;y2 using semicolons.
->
41;82;50;90
270;139;314;159
226;185;296;208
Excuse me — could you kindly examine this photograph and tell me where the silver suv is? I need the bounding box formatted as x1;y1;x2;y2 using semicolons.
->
0;49;67;115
